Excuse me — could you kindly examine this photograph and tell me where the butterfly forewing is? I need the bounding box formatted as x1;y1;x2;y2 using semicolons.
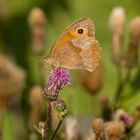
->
46;17;101;72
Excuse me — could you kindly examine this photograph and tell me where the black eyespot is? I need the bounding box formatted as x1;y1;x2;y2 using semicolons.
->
77;28;83;34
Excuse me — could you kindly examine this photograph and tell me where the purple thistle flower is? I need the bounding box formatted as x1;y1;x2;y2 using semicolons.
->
119;114;133;127
44;67;71;101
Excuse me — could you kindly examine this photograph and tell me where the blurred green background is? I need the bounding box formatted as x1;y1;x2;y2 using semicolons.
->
0;0;140;140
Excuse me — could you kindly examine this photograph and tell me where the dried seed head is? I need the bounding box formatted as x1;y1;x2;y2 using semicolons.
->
106;121;125;139
91;118;106;140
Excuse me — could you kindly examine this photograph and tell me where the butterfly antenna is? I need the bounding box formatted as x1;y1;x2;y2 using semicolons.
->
28;56;48;64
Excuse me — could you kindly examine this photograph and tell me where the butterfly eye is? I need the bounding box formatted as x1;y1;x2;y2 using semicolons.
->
77;28;84;34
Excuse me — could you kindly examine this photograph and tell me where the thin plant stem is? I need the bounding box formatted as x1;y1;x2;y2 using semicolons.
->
114;80;123;103
50;120;63;140
124;69;131;83
43;102;52;140
114;67;132;108
114;66;123;103
117;65;122;84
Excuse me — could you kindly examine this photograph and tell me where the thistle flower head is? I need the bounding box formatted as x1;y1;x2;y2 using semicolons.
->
113;109;133;127
119;114;133;126
44;67;71;101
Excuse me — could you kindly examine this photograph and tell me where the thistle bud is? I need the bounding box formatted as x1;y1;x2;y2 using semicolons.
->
109;7;125;33
135;105;140;118
109;7;125;65
28;85;43;129
129;17;140;37
0;54;25;112
0;0;9;21
52;99;69;120
29;85;43;106
39;121;45;138
100;96;112;120
28;7;46;54
79;64;103;94
28;8;46;27
124;17;140;68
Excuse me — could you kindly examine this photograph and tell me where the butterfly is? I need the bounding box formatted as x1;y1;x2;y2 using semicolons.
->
45;17;101;72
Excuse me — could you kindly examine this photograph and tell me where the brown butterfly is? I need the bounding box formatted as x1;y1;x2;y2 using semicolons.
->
45;17;101;72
